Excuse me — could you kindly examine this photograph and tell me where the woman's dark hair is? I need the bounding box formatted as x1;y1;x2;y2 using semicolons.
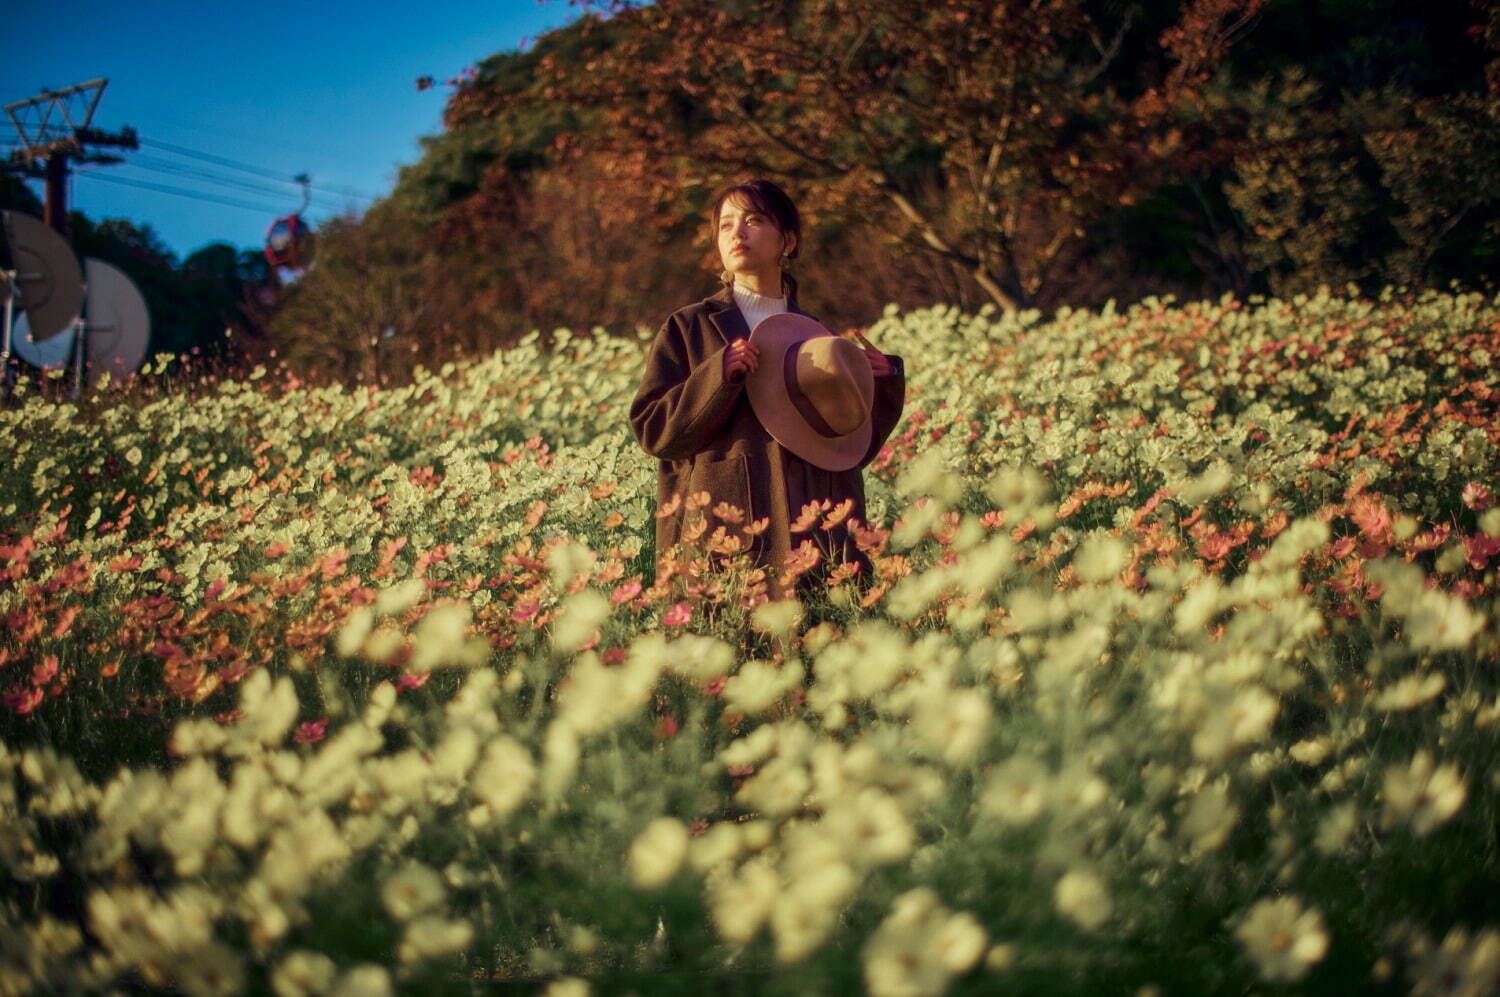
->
711;178;801;260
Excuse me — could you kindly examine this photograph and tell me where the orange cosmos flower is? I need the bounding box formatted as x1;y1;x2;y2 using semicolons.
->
743;517;771;536
821;498;855;530
791;500;830;533
712;501;746;524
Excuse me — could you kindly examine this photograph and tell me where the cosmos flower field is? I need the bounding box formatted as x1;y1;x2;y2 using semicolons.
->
1;285;1497;995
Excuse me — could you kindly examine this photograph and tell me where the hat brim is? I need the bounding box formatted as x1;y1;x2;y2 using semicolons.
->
745;313;874;472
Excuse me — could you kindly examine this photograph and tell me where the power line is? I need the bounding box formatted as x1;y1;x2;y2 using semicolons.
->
137;136;379;201
123;154;359;210
73;168;291;216
131;112;382;172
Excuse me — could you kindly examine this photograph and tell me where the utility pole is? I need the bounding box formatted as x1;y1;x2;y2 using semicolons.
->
3;79;139;238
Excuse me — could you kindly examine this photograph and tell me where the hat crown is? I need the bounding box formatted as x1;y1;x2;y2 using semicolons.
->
744;312;875;472
794;338;874;436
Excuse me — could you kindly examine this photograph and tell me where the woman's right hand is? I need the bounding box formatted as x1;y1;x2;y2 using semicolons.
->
723;339;760;383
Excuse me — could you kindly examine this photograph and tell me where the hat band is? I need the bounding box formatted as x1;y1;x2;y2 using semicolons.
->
783;345;841;438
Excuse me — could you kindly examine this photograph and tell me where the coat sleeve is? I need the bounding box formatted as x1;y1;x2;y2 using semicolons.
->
629;314;742;461
855;354;906;471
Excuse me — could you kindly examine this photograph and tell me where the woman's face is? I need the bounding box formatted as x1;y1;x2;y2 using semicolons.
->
716;196;795;281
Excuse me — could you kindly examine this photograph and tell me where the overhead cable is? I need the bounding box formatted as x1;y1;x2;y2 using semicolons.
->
73;168;290;215
138;137;378;201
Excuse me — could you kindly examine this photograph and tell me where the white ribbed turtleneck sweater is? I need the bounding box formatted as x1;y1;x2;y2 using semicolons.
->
732;282;788;335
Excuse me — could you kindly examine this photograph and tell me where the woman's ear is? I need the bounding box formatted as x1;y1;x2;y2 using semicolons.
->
783;232;798;259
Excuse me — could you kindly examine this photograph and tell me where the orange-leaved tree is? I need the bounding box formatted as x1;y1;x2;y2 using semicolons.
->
459;0;1269;312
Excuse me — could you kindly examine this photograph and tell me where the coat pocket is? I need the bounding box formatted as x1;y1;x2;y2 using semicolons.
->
686;452;754;525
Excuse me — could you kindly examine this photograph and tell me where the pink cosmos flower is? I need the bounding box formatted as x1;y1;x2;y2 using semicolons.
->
397;670;430;691
1462;481;1493;511
663;603;693;627
4;686;44;714
31;654;58;686
293;718;329;744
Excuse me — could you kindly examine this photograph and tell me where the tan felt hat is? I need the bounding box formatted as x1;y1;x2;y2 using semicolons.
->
745;313;874;472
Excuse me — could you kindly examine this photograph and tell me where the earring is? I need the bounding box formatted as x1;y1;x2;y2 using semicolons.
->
778;253;789;270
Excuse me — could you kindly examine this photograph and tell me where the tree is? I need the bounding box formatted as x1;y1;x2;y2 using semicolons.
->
464;0;1269;312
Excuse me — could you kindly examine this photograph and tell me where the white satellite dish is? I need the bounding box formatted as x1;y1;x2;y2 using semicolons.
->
9;310;75;370
82;257;150;387
1;210;83;341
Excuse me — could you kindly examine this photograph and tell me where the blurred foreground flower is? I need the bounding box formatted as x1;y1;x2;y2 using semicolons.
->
1381;750;1467;836
1233;895;1329;983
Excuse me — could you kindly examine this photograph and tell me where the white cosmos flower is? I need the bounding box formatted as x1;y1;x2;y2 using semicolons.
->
1074;533;1128;583
931;911;988;974
169;717;228;757
770;884;843;964
271;949;338;997
1192;685;1279;761
823;787;914;866
1289;737;1333;766
751;598;804;637
1373;672;1446;711
911;687;992;766
708;858;779;945
1407;926;1500;997
688;822;743;874
1382;750;1467;836
1405;589;1483;652
336;606;374;658
660;633;735;681
552;588;609;654
409;603;486;670
547;539;597;588
736;757;812;819
1054;870;1112;932
980;757;1051;824
381;861;445;922
1233;895;1329;983
722;659;803;715
539;723;581;801
1174;577;1223;636
1180;782;1239;852
397;914;474;964
628;817;690;889
469;736;535;824
862;888;986;996
374;577;424;616
542;978;592;997
1314;801;1359;855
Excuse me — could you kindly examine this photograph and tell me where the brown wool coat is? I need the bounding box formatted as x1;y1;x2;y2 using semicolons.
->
629;282;906;600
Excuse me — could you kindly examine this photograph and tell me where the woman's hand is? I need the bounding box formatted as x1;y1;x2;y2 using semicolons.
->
863;347;896;377
724;339;759;383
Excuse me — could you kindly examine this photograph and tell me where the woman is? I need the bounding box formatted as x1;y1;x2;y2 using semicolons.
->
628;178;906;603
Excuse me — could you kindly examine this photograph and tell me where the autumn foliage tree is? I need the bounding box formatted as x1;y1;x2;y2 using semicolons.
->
463;0;1271;312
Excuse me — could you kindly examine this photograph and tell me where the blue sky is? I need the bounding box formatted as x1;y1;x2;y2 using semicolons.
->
2;1;582;261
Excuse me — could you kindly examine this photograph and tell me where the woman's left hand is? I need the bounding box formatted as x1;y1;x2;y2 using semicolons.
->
862;347;896;377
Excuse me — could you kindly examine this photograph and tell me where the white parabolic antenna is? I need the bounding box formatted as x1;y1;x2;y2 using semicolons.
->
1;210;83;341
9;310;75;370
82;257;150;387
